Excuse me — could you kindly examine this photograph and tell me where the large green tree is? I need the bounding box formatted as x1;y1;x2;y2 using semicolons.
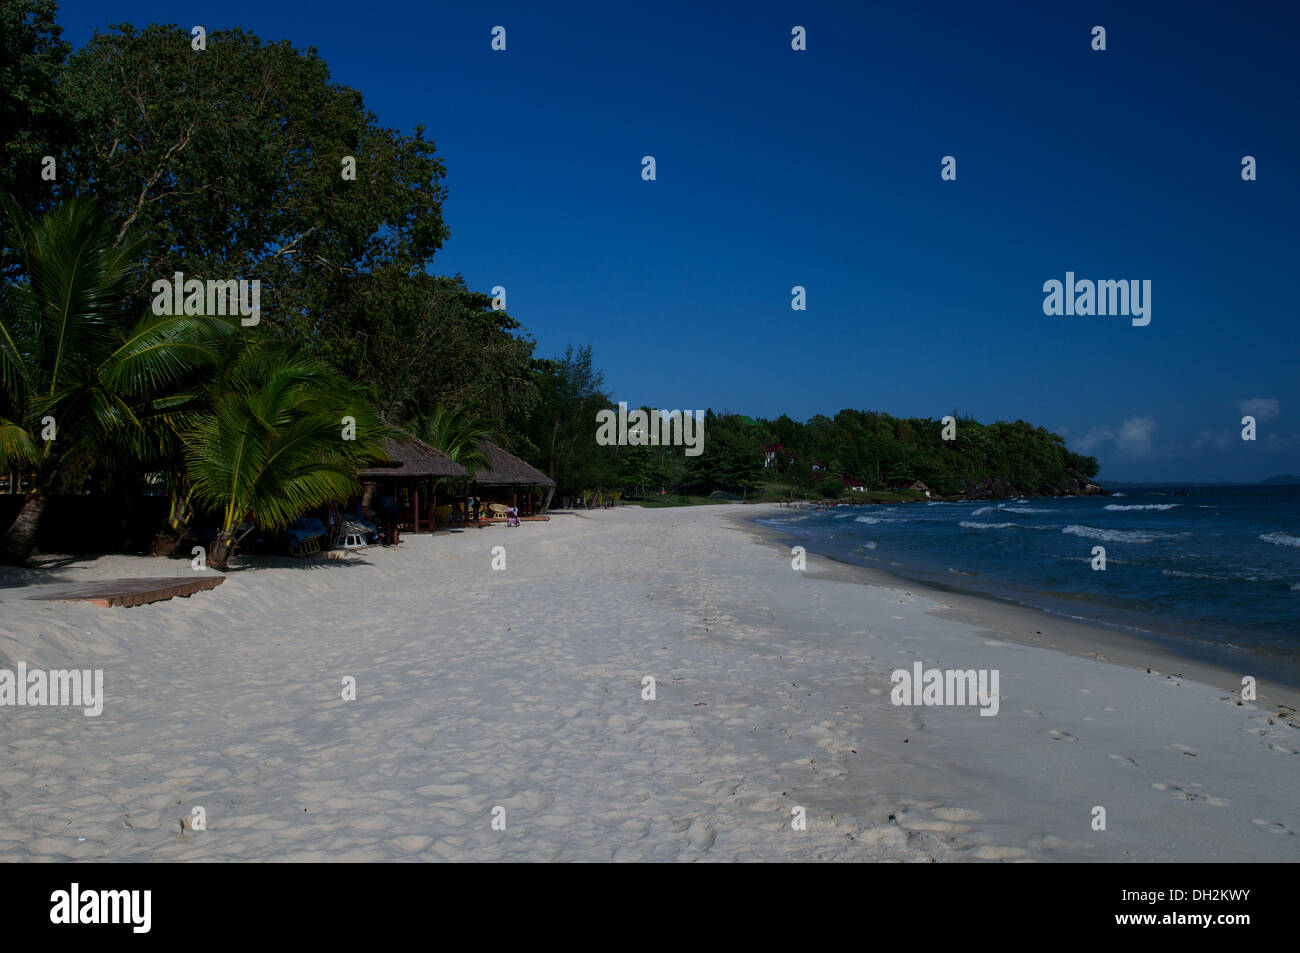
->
0;198;234;564
183;341;391;570
313;269;537;438
0;0;73;274
522;345;617;494
58;23;449;325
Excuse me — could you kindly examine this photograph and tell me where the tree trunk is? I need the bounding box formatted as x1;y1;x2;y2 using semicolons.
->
150;484;195;557
0;491;47;566
208;530;236;572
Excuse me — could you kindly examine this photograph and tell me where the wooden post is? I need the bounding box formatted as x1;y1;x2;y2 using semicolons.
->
413;486;420;534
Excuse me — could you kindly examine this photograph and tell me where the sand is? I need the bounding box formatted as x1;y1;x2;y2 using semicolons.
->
0;503;1296;861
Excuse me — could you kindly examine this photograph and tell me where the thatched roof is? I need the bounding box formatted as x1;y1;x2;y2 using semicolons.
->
474;440;556;486
358;436;469;479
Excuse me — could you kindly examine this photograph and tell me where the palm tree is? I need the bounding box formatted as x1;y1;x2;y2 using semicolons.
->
414;403;492;474
0;198;233;565
183;340;392;570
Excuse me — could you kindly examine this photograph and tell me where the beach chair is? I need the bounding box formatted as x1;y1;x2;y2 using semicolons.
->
332;518;372;551
286;516;328;556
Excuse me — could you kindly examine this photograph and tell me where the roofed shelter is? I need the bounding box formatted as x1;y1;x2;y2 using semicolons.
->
359;436;468;534
472;440;557;516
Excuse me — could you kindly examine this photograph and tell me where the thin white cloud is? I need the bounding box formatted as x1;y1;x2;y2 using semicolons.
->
1074;426;1114;454
1116;415;1157;456
1239;397;1280;421
1073;416;1157;457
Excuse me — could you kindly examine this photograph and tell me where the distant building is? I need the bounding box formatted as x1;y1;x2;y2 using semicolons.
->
762;443;787;468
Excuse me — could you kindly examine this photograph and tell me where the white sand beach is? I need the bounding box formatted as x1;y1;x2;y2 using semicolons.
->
0;503;1297;862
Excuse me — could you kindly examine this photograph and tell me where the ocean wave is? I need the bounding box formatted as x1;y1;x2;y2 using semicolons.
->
1163;569;1246;582
1063;524;1159;544
960;520;1057;531
972;504;1050;515
855;516;888;524
1260;532;1300;548
1110;492;1126;497
853;541;878;551
1104;503;1180;511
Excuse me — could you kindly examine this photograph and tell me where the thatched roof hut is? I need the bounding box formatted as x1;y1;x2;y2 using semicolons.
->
357;436;469;535
359;436;468;480
472;440;555;515
473;440;555;487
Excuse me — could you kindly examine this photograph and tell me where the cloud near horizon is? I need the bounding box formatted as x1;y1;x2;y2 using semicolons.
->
1074;415;1157;458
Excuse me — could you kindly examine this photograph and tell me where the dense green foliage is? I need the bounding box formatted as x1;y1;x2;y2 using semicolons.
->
55;22;448;318
0;0;72;276
739;410;1098;498
0;197;236;562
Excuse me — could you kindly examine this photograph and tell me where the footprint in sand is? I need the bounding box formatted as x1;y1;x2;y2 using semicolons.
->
1152;782;1229;807
1108;754;1138;766
1252;818;1295;836
1022;709;1044;719
1048;729;1078;741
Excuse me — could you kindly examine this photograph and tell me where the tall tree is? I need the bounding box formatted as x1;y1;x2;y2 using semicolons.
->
0;0;73;274
58;23;449;326
183;342;391;570
523;345;615;493
0;197;234;564
313;269;537;438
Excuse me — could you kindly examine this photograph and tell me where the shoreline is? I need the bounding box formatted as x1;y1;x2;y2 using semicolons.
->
739;505;1300;710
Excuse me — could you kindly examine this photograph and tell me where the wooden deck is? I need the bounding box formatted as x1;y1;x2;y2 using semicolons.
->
26;575;226;608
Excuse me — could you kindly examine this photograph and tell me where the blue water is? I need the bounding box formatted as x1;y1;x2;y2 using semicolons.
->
758;485;1300;681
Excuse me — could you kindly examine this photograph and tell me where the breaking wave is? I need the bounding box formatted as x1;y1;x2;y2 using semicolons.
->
1104;503;1180;511
1063;525;1159;544
1260;532;1300;548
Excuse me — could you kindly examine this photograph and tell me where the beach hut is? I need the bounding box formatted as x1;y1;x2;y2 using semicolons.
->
472;440;557;517
358;436;469;534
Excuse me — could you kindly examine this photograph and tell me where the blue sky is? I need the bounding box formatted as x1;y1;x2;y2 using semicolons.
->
54;1;1300;481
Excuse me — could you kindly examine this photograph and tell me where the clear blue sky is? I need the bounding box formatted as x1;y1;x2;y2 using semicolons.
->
54;0;1300;481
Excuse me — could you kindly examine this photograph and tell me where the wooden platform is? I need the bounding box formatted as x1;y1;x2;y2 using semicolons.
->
26;575;226;608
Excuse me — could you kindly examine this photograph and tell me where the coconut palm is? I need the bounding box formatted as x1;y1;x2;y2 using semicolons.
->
414;403;492;474
183;340;393;570
0;197;234;564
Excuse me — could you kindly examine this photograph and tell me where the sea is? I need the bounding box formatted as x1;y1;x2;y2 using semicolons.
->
757;484;1300;686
